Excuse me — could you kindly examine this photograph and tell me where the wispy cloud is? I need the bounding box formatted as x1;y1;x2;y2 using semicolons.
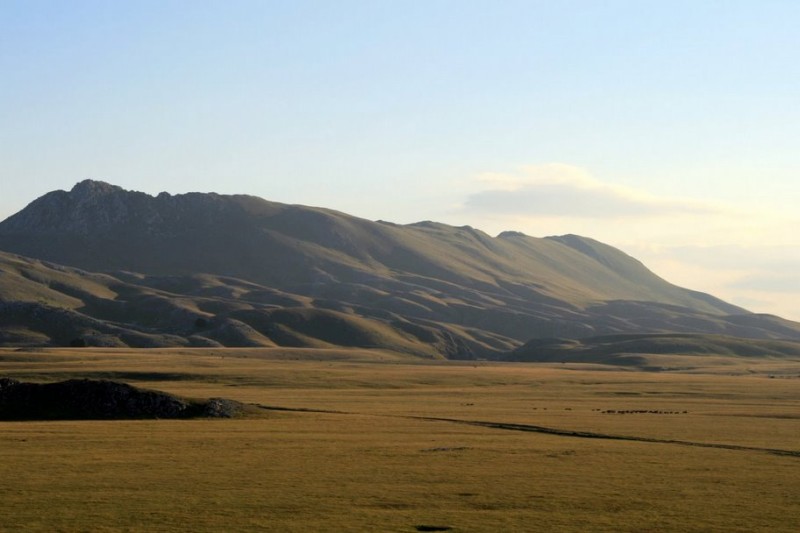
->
731;274;800;293
463;164;724;219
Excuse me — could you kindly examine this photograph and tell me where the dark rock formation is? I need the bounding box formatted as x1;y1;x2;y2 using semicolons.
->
0;378;244;420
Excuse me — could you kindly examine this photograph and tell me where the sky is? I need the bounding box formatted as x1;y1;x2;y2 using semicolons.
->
2;0;799;320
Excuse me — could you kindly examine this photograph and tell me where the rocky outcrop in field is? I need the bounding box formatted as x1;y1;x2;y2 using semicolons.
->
0;377;243;420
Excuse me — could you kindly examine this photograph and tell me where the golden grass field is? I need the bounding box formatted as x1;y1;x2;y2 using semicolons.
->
1;347;800;532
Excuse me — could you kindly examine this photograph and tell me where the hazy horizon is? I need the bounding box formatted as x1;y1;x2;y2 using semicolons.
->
2;1;799;320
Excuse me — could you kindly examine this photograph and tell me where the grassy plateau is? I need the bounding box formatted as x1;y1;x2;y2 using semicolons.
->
1;347;800;532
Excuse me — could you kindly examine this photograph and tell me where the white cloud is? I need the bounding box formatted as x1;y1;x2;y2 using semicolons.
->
464;164;726;219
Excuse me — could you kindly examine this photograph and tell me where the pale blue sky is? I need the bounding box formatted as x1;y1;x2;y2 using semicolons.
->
2;1;799;319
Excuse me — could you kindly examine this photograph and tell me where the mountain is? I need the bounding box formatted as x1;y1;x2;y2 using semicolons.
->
0;180;798;356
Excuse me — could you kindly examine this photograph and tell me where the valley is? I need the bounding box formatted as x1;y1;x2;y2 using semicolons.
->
6;4;800;531
2;182;800;531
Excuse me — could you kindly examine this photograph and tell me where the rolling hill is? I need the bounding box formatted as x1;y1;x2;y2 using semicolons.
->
0;180;798;358
507;333;800;367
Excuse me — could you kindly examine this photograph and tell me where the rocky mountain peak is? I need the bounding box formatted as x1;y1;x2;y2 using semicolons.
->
0;181;254;240
70;179;124;197
0;180;156;236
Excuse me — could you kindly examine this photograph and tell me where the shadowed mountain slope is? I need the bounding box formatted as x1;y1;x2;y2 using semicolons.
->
0;251;493;356
0;180;798;357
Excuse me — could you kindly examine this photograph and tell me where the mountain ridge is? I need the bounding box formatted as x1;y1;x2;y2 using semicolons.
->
0;180;796;357
0;181;742;309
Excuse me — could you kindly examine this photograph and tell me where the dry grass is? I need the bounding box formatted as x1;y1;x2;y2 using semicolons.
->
2;348;800;532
